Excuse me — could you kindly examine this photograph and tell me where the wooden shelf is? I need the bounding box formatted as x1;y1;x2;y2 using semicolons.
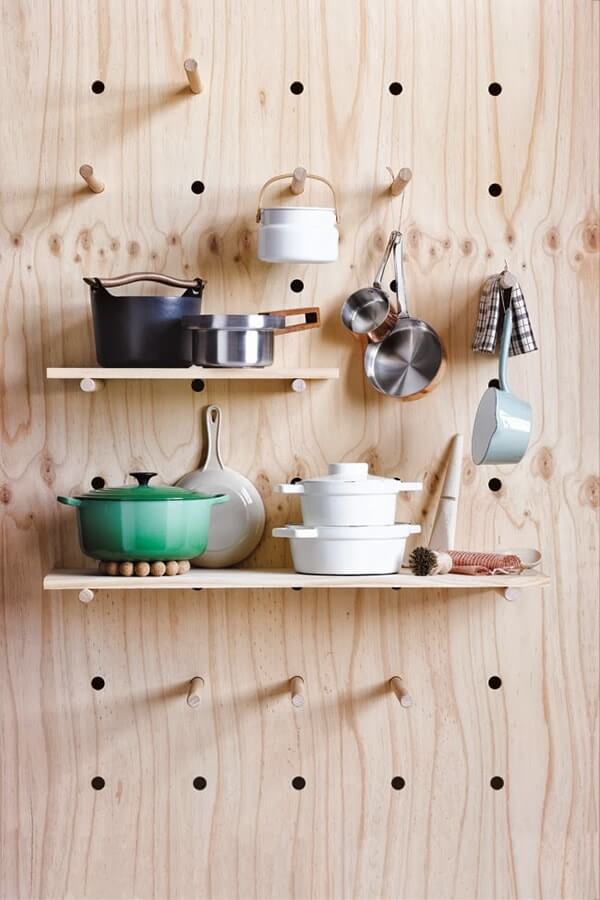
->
44;568;550;598
47;366;339;392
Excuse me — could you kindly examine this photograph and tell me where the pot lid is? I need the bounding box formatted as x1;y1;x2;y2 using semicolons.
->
273;523;422;540
277;463;422;496
75;472;218;501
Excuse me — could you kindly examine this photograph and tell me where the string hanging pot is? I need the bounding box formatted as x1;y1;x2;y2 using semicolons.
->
256;173;339;263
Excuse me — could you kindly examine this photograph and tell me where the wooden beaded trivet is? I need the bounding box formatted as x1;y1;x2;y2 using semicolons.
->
98;560;192;577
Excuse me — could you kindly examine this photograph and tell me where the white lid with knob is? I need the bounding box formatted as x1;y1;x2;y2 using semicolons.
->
275;462;422;496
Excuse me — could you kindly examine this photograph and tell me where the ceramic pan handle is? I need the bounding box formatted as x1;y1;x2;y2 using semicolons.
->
203;405;225;471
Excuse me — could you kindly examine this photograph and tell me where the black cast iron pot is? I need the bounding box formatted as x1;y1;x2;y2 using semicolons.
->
85;272;206;367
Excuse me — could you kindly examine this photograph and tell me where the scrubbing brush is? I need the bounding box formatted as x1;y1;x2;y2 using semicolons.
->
409;547;453;576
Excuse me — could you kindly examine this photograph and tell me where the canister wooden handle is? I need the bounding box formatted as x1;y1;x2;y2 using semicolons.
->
262;307;321;336
256;173;338;222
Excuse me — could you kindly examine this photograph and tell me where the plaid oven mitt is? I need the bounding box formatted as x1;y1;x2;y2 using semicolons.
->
472;273;538;355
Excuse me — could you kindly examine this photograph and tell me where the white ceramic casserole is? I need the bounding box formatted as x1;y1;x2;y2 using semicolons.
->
273;523;422;575
256;173;339;263
275;462;422;527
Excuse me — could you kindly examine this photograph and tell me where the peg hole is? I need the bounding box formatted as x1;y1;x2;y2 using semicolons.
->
490;776;504;790
391;776;406;790
290;476;302;484
389;280;397;293
191;379;205;393
91;776;105;790
488;378;500;388
290;279;304;293
388;82;403;95
290;81;304;95
488;82;502;96
488;183;503;197
291;776;306;790
91;676;105;691
291;587;303;592
191;181;205;195
193;776;207;790
488;478;502;492
91;476;105;489
91;80;105;94
488;675;502;690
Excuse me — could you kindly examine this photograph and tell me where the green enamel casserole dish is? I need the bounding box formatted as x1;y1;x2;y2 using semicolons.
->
57;471;228;561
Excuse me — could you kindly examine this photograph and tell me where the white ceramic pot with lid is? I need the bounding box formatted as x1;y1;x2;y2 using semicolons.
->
273;523;422;575
275;462;422;526
256;173;339;263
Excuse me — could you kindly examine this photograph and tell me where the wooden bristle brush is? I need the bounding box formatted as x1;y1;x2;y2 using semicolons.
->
409;547;453;576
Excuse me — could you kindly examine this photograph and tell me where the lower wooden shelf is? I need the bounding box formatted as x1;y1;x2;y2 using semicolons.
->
44;567;550;596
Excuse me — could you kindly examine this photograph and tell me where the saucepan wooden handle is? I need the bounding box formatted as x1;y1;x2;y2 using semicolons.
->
83;272;205;291
263;307;321;336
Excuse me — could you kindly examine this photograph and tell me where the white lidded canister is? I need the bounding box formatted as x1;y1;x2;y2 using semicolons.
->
276;462;422;527
256;173;339;263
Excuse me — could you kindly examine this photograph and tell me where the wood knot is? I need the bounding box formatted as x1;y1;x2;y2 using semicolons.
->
462;459;476;485
535;447;554;480
579;475;599;509
461;239;473;256
485;248;493;258
127;241;140;256
363;447;380;470
11;234;23;247
429;245;438;258
0;484;11;504
49;234;62;256
574;252;583;263
40;454;55;486
168;233;179;246
255;471;271;496
110;239;120;252
79;230;91;250
372;230;387;253
583;223;599;253
207;232;222;255
442;238;451;250
238;227;253;252
74;254;82;263
545;228;560;251
150;251;159;261
259;90;266;106
406;228;420;250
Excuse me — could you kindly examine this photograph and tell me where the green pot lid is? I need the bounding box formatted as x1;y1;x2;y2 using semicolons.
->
76;472;218;502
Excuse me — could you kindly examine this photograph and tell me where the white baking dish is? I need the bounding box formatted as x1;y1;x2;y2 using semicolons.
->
273;522;421;575
275;462;422;527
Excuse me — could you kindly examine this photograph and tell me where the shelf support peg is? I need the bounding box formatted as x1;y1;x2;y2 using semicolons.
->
290;167;307;195
291;378;306;393
290;675;305;707
387;166;412;197
79;164;105;194
186;676;204;708
80;378;105;393
79;588;94;604
184;58;202;94
390;676;413;707
502;587;520;602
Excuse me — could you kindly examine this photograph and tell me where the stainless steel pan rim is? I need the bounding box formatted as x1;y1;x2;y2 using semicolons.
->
364;322;444;396
183;313;286;332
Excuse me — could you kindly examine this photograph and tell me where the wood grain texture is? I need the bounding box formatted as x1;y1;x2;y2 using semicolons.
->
0;1;598;899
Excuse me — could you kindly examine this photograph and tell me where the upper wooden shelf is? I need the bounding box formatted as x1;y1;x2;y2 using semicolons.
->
47;367;339;393
44;568;550;602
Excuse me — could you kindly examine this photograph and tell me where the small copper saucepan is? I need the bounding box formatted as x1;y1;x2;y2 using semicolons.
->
364;233;446;399
341;231;401;342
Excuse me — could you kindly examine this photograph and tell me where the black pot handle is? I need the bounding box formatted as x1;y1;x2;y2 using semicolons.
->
129;472;157;486
84;272;205;297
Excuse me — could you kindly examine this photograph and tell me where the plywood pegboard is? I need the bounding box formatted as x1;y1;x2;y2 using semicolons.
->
0;1;598;898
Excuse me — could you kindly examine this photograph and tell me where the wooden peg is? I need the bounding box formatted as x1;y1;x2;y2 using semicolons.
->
291;378;306;393
290;167;307;195
390;676;412;707
80;377;105;393
79;588;94;604
184;58;202;94
503;587;520;602
187;676;204;708
79;164;105;194
388;166;412;197
289;675;305;707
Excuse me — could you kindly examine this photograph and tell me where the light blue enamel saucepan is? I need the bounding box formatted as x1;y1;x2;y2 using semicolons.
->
471;278;532;465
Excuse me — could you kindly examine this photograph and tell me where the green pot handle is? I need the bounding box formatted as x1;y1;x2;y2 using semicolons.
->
211;494;229;505
57;496;82;507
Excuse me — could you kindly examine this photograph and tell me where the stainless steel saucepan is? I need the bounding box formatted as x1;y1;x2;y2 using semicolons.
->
341;231;399;342
364;233;445;398
183;307;320;367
